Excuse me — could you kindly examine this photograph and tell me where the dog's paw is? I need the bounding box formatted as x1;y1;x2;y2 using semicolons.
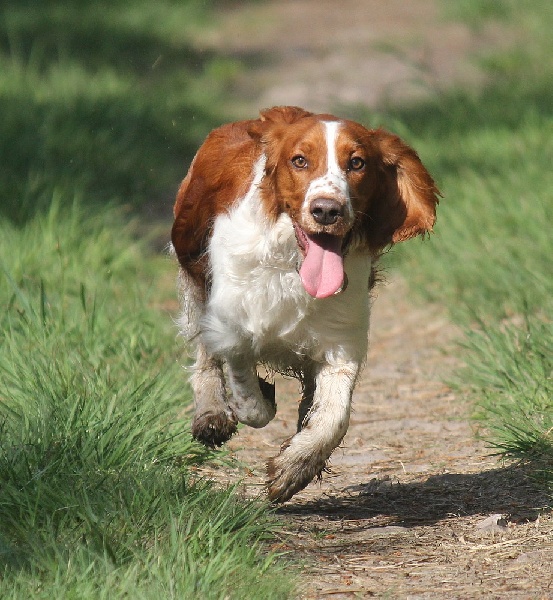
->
191;410;237;448
230;389;276;429
266;442;324;503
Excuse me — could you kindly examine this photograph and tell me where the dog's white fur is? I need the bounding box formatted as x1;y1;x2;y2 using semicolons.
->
172;107;439;502
178;152;372;432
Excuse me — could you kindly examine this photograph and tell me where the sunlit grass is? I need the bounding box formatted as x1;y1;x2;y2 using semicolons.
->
464;316;552;469
0;201;295;598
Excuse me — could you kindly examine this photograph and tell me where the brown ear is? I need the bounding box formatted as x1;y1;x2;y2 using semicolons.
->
368;129;440;249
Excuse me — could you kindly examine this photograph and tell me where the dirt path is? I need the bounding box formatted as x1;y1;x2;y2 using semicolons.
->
192;2;553;597
195;0;505;117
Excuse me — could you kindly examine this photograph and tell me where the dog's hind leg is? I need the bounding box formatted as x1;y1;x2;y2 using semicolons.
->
297;362;317;432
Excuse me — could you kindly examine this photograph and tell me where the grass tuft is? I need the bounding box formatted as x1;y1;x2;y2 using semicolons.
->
463;316;553;464
0;201;296;598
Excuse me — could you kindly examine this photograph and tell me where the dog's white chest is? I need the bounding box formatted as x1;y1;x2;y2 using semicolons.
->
202;202;370;367
206;193;313;351
199;155;372;364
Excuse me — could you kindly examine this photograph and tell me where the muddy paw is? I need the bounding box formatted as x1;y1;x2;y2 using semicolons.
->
191;411;237;448
266;449;323;503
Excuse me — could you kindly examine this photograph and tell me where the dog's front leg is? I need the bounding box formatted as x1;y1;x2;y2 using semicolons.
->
226;354;276;428
267;360;359;503
190;343;237;447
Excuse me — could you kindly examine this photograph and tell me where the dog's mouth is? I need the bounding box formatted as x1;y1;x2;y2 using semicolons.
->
294;224;349;299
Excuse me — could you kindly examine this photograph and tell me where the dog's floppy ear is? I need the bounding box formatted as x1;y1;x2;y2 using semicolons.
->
367;129;440;249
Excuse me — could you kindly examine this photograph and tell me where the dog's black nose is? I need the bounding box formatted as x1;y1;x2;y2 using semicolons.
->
310;198;343;225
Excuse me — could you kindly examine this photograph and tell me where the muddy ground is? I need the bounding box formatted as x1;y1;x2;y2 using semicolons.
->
189;2;553;597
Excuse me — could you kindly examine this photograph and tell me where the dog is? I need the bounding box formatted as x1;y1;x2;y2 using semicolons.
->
171;106;439;503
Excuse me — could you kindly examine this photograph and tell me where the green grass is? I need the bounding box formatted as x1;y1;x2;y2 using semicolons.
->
0;0;237;223
0;201;295;599
0;1;296;597
463;315;552;470
355;0;553;482
2;0;551;593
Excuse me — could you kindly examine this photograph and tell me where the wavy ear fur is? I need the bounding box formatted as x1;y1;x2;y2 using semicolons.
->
368;129;440;250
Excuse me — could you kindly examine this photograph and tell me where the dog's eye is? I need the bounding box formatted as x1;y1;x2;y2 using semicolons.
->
349;156;365;171
291;155;308;169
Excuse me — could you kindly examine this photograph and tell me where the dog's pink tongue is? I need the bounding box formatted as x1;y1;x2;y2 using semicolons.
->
299;233;345;299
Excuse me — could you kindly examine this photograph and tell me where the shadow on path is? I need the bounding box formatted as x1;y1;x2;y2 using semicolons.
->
278;464;550;527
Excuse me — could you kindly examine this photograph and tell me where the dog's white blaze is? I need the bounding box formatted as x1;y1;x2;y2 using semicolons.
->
303;121;353;223
308;121;347;195
323;120;343;182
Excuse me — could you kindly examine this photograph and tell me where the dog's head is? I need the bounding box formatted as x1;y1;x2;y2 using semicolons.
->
248;106;440;298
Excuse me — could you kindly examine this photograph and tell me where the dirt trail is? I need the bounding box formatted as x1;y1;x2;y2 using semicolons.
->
195;0;504;117
192;2;553;597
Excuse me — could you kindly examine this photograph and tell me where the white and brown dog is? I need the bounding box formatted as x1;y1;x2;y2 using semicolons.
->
172;106;439;502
